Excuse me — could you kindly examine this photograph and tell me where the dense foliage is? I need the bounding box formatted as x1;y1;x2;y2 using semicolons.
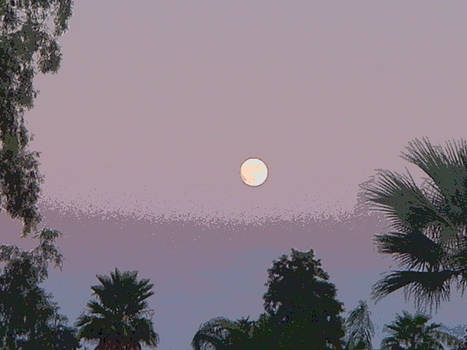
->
1;2;75;345
263;248;345;350
0;0;73;235
0;229;79;349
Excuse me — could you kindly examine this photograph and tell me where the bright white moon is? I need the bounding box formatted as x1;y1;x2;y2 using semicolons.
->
240;158;268;187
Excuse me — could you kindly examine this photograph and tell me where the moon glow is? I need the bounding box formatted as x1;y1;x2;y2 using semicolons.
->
240;158;268;187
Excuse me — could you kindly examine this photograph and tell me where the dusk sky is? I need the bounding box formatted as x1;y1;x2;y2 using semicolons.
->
4;1;467;349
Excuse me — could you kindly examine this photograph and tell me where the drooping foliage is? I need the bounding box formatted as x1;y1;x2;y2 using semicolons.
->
345;300;374;350
1;3;73;345
76;268;159;350
0;229;79;349
362;138;467;309
0;227;63;280
380;311;461;350
0;0;73;235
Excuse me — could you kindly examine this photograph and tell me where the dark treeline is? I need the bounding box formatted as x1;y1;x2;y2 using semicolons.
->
0;244;465;350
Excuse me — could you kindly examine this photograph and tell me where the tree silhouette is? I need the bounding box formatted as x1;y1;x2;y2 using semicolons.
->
0;0;73;235
380;312;461;350
1;2;75;346
0;231;79;349
76;268;159;350
362;138;467;309
263;248;345;350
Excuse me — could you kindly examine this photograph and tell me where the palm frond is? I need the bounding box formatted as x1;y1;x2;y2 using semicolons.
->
365;138;467;308
374;231;446;270
433;330;463;347
191;317;234;350
192;332;229;350
191;317;252;350
86;300;114;317
402;138;467;226
362;169;449;233
77;317;112;340
380;336;399;350
129;318;159;347
372;270;456;310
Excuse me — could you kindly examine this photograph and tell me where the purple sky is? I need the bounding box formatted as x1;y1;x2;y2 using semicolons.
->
8;1;467;349
29;0;467;219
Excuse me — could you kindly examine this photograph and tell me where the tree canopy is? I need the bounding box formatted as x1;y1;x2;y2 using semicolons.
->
263;248;345;350
0;230;78;349
0;0;73;235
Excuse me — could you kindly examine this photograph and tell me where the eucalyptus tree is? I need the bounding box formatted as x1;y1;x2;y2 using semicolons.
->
380;312;461;350
363;138;467;309
76;268;159;350
345;300;374;350
1;3;74;346
1;0;73;235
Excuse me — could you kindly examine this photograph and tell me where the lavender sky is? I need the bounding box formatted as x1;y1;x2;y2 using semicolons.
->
6;1;467;349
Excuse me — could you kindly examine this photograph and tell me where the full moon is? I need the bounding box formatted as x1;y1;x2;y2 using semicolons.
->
240;158;268;187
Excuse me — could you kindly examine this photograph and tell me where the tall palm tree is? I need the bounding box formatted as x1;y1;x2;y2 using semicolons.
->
381;312;460;350
191;316;255;350
363;138;467;309
76;268;159;350
345;300;374;350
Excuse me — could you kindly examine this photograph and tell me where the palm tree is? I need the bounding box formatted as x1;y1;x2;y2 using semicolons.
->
191;316;255;350
362;138;467;309
381;312;460;350
76;268;159;350
345;300;374;350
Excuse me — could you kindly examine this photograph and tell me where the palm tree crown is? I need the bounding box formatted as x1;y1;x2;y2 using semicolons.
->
191;316;255;350
381;312;460;350
363;138;467;309
76;268;159;350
